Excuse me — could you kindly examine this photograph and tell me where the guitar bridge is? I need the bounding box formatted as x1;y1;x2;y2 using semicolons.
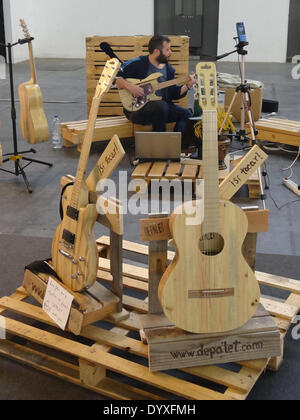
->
188;288;234;299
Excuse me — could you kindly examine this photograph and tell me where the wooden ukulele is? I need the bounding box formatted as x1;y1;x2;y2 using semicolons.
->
18;19;49;144
51;58;121;292
119;73;189;112
158;62;260;334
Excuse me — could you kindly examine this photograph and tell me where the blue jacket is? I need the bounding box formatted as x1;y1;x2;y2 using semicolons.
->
117;55;186;103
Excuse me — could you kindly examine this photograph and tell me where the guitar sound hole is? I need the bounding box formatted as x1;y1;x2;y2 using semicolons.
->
199;233;224;256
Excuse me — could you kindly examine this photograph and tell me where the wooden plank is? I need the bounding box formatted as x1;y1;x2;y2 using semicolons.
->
131;162;153;179
2;317;229;400
148;214;168;314
86;134;125;191
97;269;148;293
260;296;299;320
246;210;269;233
99;257;148;282
140;216;172;242
256;271;300;294
164;162;182;179
147;162;168;179
219;145;267;200
181;165;198;180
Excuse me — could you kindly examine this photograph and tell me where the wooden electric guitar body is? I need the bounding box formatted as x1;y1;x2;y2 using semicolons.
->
51;58;121;291
18;20;49;144
119;73;188;112
51;181;98;291
158;200;260;333
158;62;260;334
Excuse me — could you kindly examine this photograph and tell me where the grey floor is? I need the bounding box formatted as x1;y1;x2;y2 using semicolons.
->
0;58;300;400
0;58;300;255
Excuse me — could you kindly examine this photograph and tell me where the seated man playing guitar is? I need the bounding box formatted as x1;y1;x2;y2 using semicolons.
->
115;35;195;134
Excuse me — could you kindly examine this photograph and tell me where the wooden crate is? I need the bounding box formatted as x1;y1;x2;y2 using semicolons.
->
86;36;189;117
0;237;299;400
131;160;261;198
247;118;300;147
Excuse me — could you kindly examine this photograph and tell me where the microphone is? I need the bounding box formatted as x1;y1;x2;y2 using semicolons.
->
100;42;123;64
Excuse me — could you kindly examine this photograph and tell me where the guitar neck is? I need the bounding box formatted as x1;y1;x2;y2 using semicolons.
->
155;76;189;92
27;41;37;84
70;96;101;208
202;110;220;234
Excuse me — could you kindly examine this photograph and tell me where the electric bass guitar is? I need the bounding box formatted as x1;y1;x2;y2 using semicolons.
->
51;58;121;292
119;73;189;112
18;19;49;144
158;62;260;334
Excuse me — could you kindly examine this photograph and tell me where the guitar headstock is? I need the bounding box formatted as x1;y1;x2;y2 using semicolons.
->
20;19;31;39
196;62;218;111
95;58;121;98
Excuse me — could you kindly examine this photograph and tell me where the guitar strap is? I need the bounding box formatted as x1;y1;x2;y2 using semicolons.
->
59;182;74;220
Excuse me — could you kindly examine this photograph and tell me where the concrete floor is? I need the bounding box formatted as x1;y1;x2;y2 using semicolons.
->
0;58;300;257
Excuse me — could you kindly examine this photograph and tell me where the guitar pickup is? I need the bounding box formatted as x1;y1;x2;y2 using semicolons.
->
62;229;75;245
66;206;79;221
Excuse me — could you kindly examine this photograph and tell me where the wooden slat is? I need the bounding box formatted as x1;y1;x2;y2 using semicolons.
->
260;296;299;320
99;257;148;282
256;271;300;294
164;162;182;179
147;162;168;179
181;165;199;180
131;162;153;179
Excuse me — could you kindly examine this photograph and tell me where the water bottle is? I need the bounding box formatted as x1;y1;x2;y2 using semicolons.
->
52;115;63;149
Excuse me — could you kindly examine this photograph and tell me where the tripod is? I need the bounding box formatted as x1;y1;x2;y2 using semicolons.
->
216;40;269;207
0;39;52;194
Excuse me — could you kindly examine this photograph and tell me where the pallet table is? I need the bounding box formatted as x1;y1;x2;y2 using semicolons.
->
0;237;299;400
131;159;261;199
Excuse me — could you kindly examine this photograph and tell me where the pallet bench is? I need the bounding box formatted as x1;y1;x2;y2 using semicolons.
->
0;236;299;400
61;35;189;150
247;118;300;147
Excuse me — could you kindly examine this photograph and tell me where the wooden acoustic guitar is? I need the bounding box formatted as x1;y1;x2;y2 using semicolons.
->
119;73;189;112
158;62;260;334
51;58;121;292
18;19;49;144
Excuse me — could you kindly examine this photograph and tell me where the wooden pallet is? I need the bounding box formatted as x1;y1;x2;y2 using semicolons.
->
86;36;189;118
131;160;261;198
247;118;300;147
0;237;299;400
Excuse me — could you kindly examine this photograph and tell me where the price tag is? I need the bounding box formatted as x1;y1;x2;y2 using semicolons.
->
43;277;74;330
0;316;6;339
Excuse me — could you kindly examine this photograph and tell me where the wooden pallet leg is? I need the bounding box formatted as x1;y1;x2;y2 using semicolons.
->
248;183;261;199
63;139;75;148
148;214;168;314
79;344;106;386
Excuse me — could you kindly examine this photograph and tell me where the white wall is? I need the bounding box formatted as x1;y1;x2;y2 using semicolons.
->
218;0;290;62
4;0;154;63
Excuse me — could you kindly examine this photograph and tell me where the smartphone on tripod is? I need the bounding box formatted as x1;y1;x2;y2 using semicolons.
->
236;22;249;47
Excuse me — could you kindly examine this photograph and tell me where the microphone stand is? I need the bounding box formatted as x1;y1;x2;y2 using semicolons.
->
0;37;53;193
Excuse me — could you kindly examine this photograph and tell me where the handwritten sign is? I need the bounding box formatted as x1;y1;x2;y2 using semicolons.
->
219;145;268;200
86;135;125;191
43;278;74;330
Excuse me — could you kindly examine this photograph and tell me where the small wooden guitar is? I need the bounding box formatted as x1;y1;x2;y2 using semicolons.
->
119;73;189;112
158;62;260;334
51;58;121;292
18;19;49;144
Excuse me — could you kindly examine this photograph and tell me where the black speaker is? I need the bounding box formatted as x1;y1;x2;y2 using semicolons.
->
262;99;279;113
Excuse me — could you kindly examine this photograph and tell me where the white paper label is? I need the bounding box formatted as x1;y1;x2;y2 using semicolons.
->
0;316;6;339
43;277;74;330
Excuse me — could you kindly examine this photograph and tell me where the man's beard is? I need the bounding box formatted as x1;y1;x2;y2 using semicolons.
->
157;51;169;64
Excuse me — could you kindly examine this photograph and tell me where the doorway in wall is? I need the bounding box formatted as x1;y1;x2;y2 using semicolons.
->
0;0;6;60
287;0;300;62
154;0;219;57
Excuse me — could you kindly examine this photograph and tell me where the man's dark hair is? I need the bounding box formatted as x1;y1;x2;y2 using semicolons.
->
148;35;171;54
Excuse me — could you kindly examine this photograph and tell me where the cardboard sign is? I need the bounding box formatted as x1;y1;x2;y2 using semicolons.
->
43;277;74;330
